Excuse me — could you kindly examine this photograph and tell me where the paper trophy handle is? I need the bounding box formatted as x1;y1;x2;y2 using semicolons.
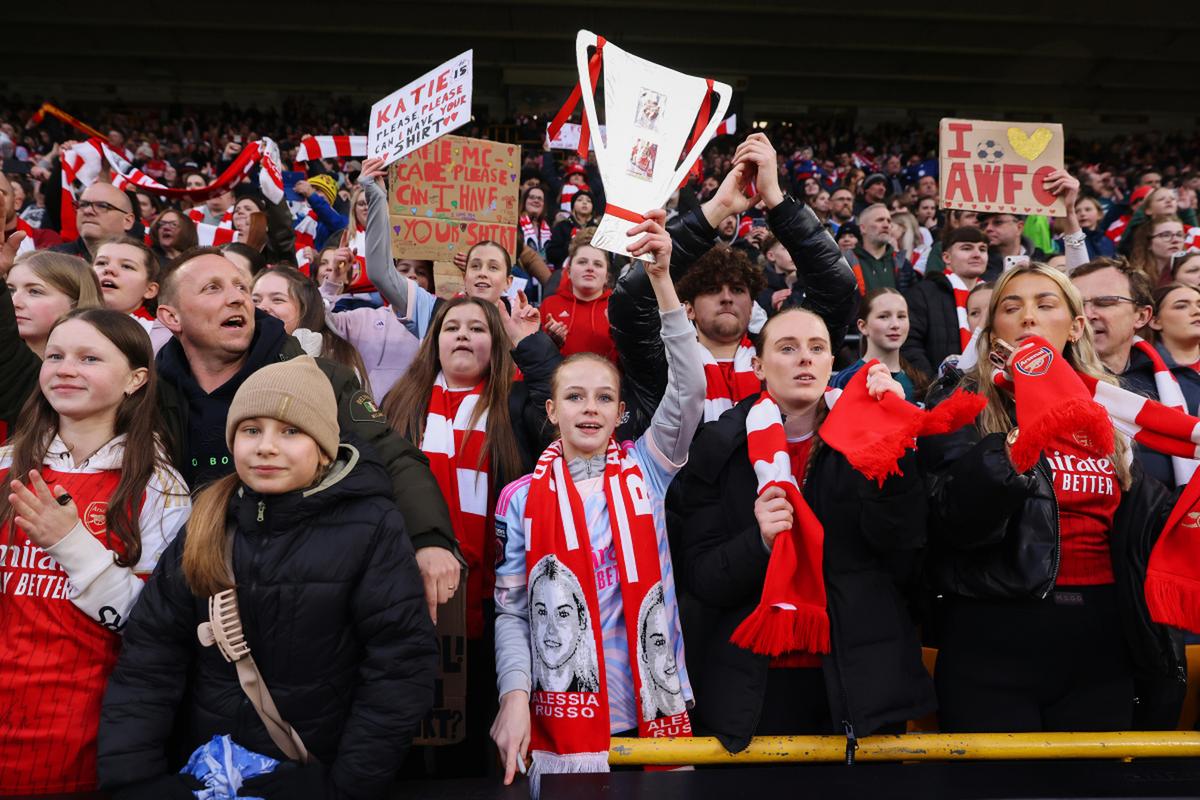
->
574;30;606;161
665;82;732;191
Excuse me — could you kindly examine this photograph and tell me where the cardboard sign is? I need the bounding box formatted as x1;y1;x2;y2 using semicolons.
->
369;49;473;167
388;135;520;261
544;122;606;151
414;569;468;746
939;118;1066;217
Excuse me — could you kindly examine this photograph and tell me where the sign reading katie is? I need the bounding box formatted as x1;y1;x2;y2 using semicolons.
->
369;50;473;167
939;118;1066;217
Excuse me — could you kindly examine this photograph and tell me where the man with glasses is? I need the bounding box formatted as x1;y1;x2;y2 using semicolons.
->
52;182;136;261
978;212;1050;278
1070;257;1177;485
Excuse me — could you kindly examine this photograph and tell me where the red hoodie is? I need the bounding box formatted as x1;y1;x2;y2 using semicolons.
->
539;273;617;364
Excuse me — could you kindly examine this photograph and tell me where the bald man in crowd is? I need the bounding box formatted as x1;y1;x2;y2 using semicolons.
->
52;182;137;261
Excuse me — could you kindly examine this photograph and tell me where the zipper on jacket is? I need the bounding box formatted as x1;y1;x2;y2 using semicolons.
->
257;500;265;523
1035;461;1061;599
842;719;858;765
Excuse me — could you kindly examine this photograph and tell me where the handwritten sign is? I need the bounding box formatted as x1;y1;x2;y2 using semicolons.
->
389;135;520;261
545;122;606;151
369;50;473;167
414;569;467;746
939;118;1066;217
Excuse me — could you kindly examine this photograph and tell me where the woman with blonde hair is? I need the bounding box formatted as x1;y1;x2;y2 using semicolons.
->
922;261;1186;732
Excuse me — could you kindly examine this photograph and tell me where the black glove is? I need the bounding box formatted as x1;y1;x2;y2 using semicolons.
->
238;762;331;799
114;773;204;800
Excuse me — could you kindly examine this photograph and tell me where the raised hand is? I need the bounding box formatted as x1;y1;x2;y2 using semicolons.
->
499;290;540;345
9;470;79;549
626;208;673;279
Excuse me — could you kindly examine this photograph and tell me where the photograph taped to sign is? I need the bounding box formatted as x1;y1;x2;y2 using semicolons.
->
368;49;473;167
939;118;1066;217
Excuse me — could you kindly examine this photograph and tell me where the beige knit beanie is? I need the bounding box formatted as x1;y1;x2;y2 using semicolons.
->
225;356;340;459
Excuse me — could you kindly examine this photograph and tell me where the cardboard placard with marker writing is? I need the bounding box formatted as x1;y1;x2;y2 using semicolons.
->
414;569;468;746
939;118;1066;218
388;135;520;266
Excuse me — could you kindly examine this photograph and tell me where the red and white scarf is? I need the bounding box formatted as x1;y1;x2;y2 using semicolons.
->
346;224;373;292
946;272;973;352
730;392;830;656
520;214;552;253
293;135;367;167
421;375;491;639
700;337;761;422
13;218;36;256
523;438;690;791
1132;337;1200;485
293;210;320;271
186;206;234;228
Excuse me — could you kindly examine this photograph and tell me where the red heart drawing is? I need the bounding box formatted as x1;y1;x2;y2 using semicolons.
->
970;203;977;209
446;111;459;124
1023;207;1031;213
983;204;992;211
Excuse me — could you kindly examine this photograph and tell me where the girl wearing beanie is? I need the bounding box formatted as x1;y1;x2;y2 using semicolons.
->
98;356;438;799
922;262;1185;732
490;211;703;796
0;309;189;795
381;290;558;777
675;305;978;753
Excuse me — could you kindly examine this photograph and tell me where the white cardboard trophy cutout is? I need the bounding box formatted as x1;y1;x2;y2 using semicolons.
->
571;30;731;261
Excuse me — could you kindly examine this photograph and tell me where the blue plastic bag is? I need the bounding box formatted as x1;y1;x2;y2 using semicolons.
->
181;734;279;799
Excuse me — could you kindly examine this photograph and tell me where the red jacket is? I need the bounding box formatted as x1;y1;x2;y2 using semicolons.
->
539;273;617;364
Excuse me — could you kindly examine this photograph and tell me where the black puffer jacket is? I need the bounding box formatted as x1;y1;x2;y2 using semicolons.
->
919;382;1186;723
98;444;438;798
610;198;856;439
902;271;963;380
673;396;935;752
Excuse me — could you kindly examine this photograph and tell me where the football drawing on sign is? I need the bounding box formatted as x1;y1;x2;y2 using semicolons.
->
634;89;665;131
529;555;600;693
627;139;658;181
637;583;686;720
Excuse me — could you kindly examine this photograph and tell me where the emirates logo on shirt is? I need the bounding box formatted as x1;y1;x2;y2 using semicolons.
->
83;501;108;535
1014;346;1053;377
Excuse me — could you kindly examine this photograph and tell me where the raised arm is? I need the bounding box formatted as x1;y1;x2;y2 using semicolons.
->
358;159;408;313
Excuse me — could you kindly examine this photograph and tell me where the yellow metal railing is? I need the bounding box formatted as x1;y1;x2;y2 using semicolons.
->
608;732;1200;765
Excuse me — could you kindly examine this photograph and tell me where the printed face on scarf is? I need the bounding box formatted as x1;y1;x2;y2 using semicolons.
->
158;254;255;358
531;571;587;672
1071;267;1147;361
992;273;1084;353
567;245;607;300
688;282;753;346
251;272;301;335
93;241;158;314
547;357;624;459
752;310;833;413
438;303;491;388
464;244;511;304
41;318;148;425
7;264;73;347
1150;285;1200;347
640;595;681;702
233;416;329;495
396;259;434;292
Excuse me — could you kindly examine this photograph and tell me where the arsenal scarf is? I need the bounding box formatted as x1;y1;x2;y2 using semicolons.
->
523;438;691;790
14;218;36;257
346;224;375;293
520;214;552;253
700;337;761;422
946;272;973;352
1132;337;1200;485
989;337;1200;635
421;375;491;639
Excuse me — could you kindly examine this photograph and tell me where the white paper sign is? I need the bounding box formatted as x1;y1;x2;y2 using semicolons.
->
544;122;606;151
368;50;473;167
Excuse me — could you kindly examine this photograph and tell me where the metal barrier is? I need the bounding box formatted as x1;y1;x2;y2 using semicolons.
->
608;732;1200;765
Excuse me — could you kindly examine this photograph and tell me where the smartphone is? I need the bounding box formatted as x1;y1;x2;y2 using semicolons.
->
989;337;1015;372
1003;255;1030;271
751;217;768;230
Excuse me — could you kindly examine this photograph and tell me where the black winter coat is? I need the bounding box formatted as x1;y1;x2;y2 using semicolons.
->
919;383;1187;723
98;444;438;798
902;271;963;380
673;396;936;752
155;310;458;557
610;198;857;440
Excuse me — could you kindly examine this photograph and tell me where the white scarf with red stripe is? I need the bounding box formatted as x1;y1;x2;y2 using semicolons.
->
523;437;690;794
421;375;491;639
293;210;319;270
13;218;36;256
1132;337;1200;484
946;272;973;352
520;214;552;252
700;337;761;422
293;135;367;167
